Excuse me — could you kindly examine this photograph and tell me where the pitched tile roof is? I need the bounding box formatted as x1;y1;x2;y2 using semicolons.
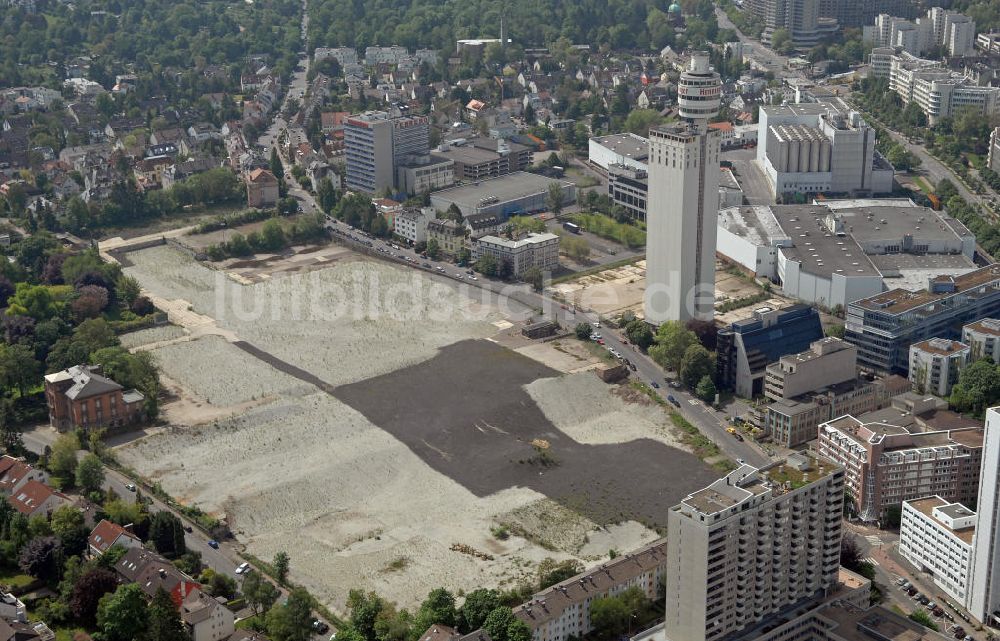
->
9;480;67;515
88;519;138;554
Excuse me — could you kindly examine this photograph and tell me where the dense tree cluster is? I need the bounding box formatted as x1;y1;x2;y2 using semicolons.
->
0;0;302;90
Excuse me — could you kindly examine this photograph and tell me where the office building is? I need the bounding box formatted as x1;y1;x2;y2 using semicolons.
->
607;164;648;222
764;375;909;448
588;133;649;172
514;539;667;641
962;319;1000;363
436;138;531;181
344;111;430;194
817;397;983;522
899;496;975;605
471;233;560;277
717;304;824;398
395;154;455;194
744;0;839;47
969;407;1000;626
765;337;857;400
394;207;434;245
662;453;844;641
908;338;970;397
845;265;1000;375
755;101;892;198
869;49;1000;125
644;52;721;324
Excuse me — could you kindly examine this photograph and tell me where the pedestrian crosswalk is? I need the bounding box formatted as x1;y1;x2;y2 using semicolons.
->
866;535;883;546
862;557;880;566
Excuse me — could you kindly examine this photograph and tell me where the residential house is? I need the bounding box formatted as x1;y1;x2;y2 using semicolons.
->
187;123;222;144
88;519;142;557
427;219;466;256
463;212;507;238
134;155;174;188
0;619;48;641
44;365;145;431
180;589;235;641
9;480;70;518
115;548;201;606
0;593;26;623
394;207;434;244
246;169;279;208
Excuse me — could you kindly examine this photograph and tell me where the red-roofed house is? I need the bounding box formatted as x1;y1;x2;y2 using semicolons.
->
0;456;48;497
465;99;487;120
320;111;348;134
246;168;279;208
9;480;69;518
708;121;736;148
88;519;142;557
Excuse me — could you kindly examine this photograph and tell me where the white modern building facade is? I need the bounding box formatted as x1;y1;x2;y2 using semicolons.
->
756;102;892;197
899;496;975;606
869;48;1000;125
969;408;1000;626
644;52;721;324
588;133;649;172
394;207;434;244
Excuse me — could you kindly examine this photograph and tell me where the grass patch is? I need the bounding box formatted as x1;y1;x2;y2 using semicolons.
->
381;557;411;573
0;569;35;590
491;524;511;540
717;291;770;314
571;212;646;248
550;256;643;285
764;462;809;489
54;629;89;641
914;176;934;194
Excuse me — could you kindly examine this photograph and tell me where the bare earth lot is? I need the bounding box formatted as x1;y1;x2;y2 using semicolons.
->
117;245;715;612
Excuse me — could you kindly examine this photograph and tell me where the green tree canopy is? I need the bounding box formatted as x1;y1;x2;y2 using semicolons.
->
98;583;150;641
648;321;699;371
680;344;714;389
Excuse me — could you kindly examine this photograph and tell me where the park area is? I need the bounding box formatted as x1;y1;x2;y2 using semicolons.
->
114;245;717;613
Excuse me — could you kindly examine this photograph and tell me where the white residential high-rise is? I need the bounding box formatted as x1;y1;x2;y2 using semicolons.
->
969;408;1000;626
644;52;721;324
663;453;845;641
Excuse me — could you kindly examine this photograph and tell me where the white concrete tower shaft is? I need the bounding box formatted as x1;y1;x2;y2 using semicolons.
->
644;52;722;324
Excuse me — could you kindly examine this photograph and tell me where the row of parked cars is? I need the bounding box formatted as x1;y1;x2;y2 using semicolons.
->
896;578;971;639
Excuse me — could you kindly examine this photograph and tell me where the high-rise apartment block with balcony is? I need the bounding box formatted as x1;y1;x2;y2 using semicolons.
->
908;338;970;397
661;453;844;641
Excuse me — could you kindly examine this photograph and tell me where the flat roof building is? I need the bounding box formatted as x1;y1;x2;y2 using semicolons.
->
909;338;970;397
663;453;845;641
471;233;559;277
429;172;576;219
717;304;824;398
818;397;983;521
765;337;858;401
962;318;1000;364
717;199;976;311
900;496;975;606
845;264;1000;375
588;133;649;172
755;101;893;198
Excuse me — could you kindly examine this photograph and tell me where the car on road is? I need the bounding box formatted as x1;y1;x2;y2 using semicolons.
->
667;395;680;407
183;525;193;533
596;339;605;345
469;275;477;280
236;562;250;575
312;621;330;635
208;540;219;549
668;380;682;389
734;433;744;442
651;381;660;388
592;321;600;328
125;483;136;492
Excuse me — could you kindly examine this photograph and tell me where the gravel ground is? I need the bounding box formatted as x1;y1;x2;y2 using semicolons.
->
119;325;188;350
524;374;687;449
124;246;502;386
151;336;311;406
117;391;559;611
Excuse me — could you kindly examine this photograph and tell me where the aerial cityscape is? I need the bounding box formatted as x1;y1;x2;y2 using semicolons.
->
7;0;1000;640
